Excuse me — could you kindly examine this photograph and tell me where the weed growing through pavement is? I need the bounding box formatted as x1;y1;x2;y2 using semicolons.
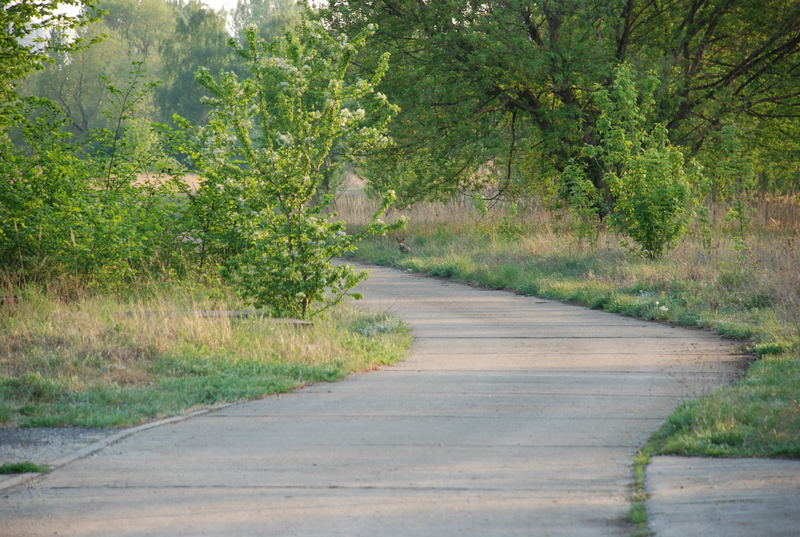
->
0;461;51;474
628;451;654;537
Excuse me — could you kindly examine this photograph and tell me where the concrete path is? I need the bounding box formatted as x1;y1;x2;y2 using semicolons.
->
647;456;800;537
1;264;744;536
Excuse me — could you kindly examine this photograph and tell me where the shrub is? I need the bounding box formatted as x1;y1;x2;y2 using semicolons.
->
193;20;401;317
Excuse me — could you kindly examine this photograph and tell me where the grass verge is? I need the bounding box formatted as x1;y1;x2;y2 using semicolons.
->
0;461;51;474
351;217;800;458
0;278;411;428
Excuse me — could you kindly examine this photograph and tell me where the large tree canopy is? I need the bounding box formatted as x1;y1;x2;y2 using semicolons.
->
323;1;800;205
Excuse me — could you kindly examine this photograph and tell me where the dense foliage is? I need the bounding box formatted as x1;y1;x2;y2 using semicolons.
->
0;0;287;282
323;0;800;254
2;2;403;316
0;65;185;282
190;21;401;317
585;65;696;257
2;0;799;289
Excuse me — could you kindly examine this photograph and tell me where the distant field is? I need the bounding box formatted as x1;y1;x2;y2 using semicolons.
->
134;172;202;191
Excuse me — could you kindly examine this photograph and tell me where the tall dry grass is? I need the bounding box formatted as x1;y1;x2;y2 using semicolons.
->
0;279;411;427
0;286;399;389
337;190;800;344
334;189;800;232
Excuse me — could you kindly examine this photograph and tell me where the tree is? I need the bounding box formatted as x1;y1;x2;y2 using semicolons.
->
23;21;131;135
323;1;800;208
0;0;96;132
100;0;174;58
232;0;301;44
158;1;235;125
192;18;401;318
21;0;180;133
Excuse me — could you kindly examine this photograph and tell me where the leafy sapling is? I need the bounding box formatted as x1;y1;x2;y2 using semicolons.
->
194;19;402;318
575;64;697;258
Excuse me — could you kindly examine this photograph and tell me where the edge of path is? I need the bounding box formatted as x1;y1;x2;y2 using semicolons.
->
347;261;798;537
0;402;234;492
646;455;800;537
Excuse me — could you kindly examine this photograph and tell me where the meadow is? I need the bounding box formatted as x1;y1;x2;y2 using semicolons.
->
0;277;410;428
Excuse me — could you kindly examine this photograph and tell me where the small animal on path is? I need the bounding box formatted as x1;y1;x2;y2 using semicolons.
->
396;237;411;253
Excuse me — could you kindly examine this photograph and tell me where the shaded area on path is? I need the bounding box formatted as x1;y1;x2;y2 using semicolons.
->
1;263;744;536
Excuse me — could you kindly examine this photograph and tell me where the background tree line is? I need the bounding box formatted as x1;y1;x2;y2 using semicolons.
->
22;0;302;131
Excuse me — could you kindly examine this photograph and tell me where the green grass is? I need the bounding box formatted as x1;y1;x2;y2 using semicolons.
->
628;451;653;536
352;220;800;458
0;461;51;474
649;351;800;457
0;283;411;428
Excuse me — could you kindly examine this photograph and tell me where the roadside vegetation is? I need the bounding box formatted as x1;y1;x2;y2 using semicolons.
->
0;279;410;428
1;2;408;429
0;462;51;475
340;195;800;458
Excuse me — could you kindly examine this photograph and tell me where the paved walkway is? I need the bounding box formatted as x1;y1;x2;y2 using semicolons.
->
1;264;749;536
647;456;800;537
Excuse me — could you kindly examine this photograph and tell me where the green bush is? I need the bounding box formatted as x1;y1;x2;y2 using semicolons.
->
193;20;401;318
0;68;188;284
577;64;696;258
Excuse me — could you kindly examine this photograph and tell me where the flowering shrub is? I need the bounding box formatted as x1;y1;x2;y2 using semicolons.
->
194;19;401;317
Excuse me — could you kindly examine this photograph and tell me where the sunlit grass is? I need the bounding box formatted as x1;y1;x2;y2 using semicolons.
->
0;279;411;428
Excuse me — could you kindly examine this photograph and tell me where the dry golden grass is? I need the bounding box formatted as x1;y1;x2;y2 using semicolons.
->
0;289;388;389
133;172;203;192
0;278;411;427
1;288;225;388
338;189;800;343
335;189;800;232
